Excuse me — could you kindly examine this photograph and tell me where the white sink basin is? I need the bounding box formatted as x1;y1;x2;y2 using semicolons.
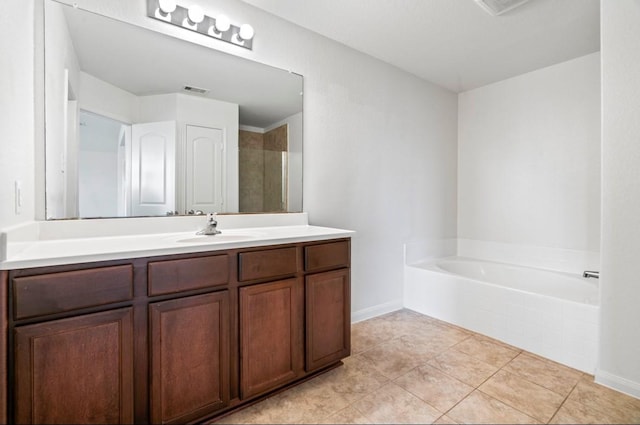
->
176;233;256;243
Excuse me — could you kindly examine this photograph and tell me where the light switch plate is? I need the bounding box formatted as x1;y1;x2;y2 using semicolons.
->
15;180;22;215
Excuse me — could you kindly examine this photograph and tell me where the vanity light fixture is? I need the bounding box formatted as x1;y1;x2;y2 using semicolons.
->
238;23;255;42
187;5;205;25
147;0;254;50
213;14;231;33
158;0;177;15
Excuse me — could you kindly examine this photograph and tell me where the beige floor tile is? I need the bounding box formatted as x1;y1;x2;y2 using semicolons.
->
431;321;474;340
379;308;436;324
352;382;442;424
351;319;399;354
395;364;473;412
453;335;520;368
318;405;372;424
211;401;271;424
315;354;389;403
246;376;350;423
474;332;522;351
215;311;640;425
361;335;441;379
433;414;460;424
428;348;499;387
479;370;565;423
550;399;619;424
567;378;640;423
503;352;582;396
447;390;540;424
410;323;472;353
371;309;442;338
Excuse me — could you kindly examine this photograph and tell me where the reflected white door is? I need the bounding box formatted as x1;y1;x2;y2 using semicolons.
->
185;125;225;213
131;121;176;216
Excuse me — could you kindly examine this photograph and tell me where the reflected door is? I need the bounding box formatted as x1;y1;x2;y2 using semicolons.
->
131;121;176;216
185;125;225;213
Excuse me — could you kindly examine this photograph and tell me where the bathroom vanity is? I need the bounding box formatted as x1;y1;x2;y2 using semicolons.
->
0;216;353;424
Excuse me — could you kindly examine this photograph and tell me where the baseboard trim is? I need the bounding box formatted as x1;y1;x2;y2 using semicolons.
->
595;369;640;400
351;299;403;323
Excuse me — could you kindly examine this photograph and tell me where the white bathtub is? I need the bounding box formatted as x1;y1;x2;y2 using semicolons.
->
404;256;599;373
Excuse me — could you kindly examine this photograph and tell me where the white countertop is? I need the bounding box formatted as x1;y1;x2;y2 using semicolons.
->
0;214;354;270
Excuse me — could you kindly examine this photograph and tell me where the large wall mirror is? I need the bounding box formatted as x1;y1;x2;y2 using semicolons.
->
44;0;303;219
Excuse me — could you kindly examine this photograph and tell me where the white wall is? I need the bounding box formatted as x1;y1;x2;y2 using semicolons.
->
43;0;81;219
599;0;640;398
79;71;139;124
458;53;601;254
78;150;119;217
0;0;35;229
6;0;458;319
138;93;240;213
176;93;240;213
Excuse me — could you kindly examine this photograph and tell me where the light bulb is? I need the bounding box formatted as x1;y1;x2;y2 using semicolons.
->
187;5;205;24
215;14;231;32
158;0;177;14
238;24;254;41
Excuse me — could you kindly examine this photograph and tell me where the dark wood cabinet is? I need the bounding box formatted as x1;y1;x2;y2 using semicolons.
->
1;270;7;424
238;246;298;282
148;255;229;296
13;308;134;424
5;237;350;424
305;268;351;372
12;265;133;320
150;291;230;424
239;278;304;398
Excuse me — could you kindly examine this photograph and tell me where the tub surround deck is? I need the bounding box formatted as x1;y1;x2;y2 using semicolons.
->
418;256;598;305
404;239;600;374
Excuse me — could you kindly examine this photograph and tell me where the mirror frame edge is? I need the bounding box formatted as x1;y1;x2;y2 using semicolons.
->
39;0;305;220
35;0;47;221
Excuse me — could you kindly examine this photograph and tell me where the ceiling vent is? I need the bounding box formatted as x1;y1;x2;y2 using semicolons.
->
183;85;209;95
474;0;530;16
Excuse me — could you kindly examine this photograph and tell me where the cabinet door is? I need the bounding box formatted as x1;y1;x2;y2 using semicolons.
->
240;278;303;399
14;308;134;424
150;291;229;424
306;269;351;371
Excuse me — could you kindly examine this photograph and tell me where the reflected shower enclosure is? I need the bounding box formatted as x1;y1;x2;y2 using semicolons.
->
239;124;290;213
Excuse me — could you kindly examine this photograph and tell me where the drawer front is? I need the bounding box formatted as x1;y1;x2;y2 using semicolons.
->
238;247;298;282
304;240;350;272
148;254;229;296
13;265;133;320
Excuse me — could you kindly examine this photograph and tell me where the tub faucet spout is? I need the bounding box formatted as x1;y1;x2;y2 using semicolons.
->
583;270;599;279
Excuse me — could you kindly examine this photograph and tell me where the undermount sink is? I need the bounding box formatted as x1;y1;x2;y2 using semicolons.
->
176;234;257;243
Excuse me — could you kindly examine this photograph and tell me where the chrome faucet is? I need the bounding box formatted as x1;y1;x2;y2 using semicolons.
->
197;213;222;235
583;270;599;279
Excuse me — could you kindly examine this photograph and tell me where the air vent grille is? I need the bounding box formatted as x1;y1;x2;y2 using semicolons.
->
183;85;210;94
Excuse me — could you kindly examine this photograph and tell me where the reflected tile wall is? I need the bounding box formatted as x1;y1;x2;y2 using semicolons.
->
239;130;264;212
239;126;288;213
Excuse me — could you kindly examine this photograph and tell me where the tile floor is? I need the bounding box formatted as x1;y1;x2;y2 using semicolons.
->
213;309;640;424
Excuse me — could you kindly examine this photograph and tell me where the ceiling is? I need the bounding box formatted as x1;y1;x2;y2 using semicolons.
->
240;0;600;92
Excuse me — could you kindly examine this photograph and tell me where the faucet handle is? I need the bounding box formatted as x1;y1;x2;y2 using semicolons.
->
207;212;218;224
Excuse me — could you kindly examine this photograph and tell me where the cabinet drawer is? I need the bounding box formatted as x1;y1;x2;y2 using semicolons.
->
13;265;133;320
148;254;229;296
304;240;350;272
238;247;298;282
